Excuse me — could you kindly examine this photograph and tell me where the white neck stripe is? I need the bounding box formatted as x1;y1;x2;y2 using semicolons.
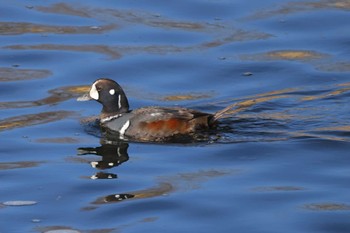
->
101;114;122;123
118;94;122;109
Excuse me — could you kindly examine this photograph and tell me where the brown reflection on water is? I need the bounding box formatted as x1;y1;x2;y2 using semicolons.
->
199;30;271;49
304;203;350;211
245;0;350;20
35;137;80;144
5;44;122;60
0;85;89;109
0;111;75;131
0;67;51;82
36;3;91;18
0;161;44;170
0;22;116;35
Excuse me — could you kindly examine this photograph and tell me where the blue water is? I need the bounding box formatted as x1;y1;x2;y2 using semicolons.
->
1;0;350;232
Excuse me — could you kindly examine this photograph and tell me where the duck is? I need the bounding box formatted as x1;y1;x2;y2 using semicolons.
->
78;78;235;142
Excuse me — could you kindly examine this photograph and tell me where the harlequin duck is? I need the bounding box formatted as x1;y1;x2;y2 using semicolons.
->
78;78;235;142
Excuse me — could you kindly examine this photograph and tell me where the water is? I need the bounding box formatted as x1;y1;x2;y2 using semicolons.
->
1;0;350;232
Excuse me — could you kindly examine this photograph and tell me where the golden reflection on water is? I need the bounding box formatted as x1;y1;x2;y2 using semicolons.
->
205;81;350;142
0;85;89;109
240;50;327;62
163;93;212;101
0;111;75;131
239;49;350;73
301;83;350;101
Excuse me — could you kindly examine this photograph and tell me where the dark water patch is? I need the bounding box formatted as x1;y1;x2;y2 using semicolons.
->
304;203;350;211
253;186;305;192
0;161;44;170
316;61;350;72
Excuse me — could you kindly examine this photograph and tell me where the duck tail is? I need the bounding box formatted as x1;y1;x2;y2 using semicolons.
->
210;102;238;124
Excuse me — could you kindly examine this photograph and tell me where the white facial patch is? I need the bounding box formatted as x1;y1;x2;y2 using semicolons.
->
89;83;99;100
109;89;115;95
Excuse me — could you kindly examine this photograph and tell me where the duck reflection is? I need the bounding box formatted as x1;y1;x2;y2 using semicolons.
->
78;140;141;203
77;140;129;180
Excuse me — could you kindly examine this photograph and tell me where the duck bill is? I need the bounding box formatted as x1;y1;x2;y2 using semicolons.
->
77;93;92;101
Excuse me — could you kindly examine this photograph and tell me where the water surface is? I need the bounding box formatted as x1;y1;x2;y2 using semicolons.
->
1;0;350;232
